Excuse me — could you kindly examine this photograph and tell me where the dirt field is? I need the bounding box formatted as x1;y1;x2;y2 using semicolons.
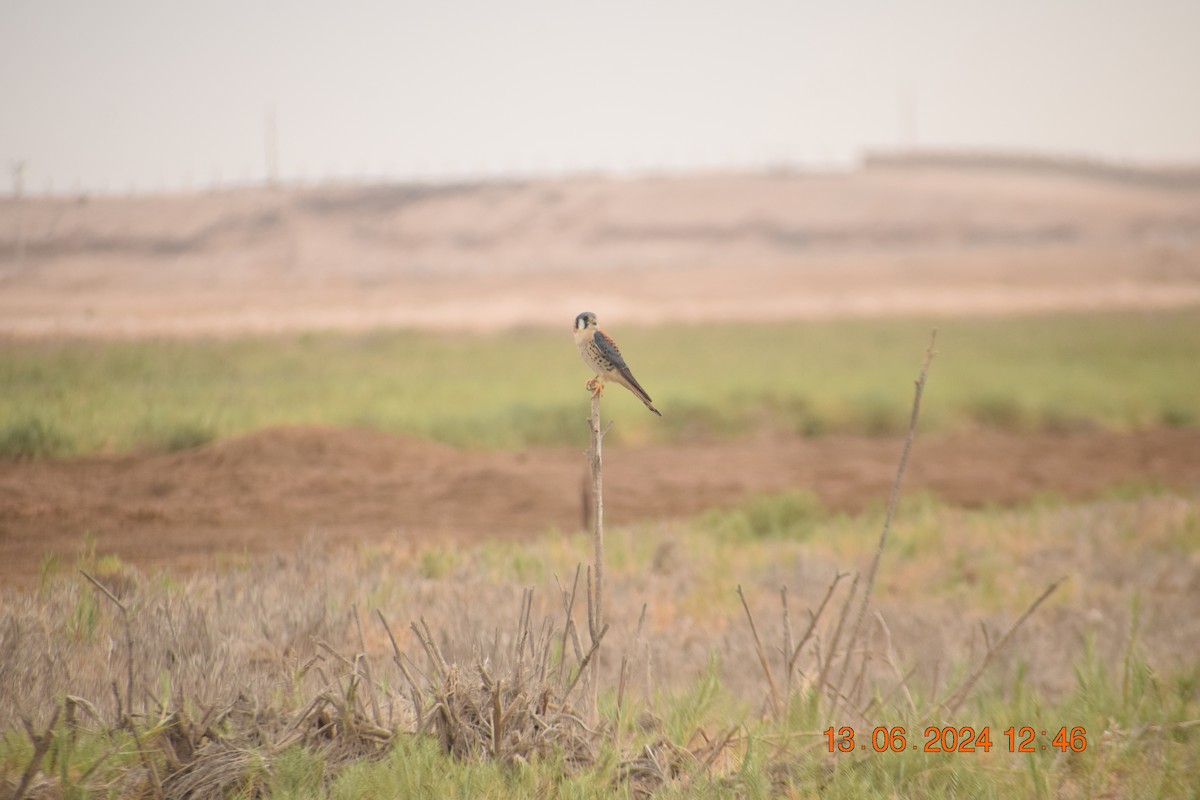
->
3;159;1199;588
3;425;1197;587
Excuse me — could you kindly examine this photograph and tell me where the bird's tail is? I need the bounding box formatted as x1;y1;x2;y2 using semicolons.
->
627;381;662;417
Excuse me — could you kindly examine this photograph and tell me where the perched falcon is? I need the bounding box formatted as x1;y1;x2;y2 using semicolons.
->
573;311;661;416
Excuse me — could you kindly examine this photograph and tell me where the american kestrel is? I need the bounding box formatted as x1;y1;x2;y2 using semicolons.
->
574;311;661;416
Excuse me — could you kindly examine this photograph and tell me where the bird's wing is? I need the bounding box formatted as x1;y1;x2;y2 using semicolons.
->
594;329;653;400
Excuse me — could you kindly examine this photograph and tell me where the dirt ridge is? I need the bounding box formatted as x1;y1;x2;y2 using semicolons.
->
3;425;1198;587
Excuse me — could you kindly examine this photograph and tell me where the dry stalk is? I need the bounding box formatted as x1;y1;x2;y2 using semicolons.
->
831;328;938;719
817;574;859;713
491;678;503;758
352;603;382;727
564;624;610;700
737;585;781;720
14;708;60;800
411;617;450;682
80;570;135;715
555;568;584;684
128;718;165;800
781;588;793;708
875;611;918;717
790;572;848;671
375;610;424;731
937;576;1066;715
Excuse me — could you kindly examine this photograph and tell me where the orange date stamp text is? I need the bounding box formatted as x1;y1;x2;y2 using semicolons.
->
823;725;1087;754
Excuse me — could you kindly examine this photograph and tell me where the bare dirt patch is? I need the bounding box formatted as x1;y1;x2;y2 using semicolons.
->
2;426;1197;587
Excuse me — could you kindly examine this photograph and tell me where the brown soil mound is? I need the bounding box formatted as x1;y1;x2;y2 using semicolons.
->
2;426;1198;587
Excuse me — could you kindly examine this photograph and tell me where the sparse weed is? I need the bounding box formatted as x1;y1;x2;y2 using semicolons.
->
419;547;460;580
0;416;72;460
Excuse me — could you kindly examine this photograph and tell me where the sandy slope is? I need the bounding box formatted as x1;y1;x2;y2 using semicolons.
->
2;162;1198;337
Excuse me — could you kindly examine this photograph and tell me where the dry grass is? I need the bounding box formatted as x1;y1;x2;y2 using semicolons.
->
2;483;1197;796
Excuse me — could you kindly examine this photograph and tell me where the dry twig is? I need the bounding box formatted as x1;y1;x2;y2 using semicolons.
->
938;577;1066;715
831;328;938;718
737;585;781;719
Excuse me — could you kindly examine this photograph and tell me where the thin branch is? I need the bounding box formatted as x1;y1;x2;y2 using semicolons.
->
834;329;938;712
781;587;794;709
564;624;610;700
353;603;382;726
80;570;135;714
939;577;1066;715
788;571;848;676
377;610;425;731
737;585;781;720
817;573;858;715
875;611;918;718
14;709;60;800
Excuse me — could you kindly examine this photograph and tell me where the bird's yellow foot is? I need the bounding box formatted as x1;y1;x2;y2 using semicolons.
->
585;377;605;397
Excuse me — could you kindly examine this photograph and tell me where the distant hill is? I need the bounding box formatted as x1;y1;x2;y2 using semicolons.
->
864;149;1200;191
2;159;1198;336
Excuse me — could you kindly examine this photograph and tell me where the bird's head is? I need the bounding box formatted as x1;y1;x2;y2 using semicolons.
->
574;311;598;331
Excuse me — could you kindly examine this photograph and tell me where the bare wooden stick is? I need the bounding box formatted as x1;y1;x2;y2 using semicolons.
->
584;392;612;718
586;393;607;641
737;585;781;719
939;577;1065;715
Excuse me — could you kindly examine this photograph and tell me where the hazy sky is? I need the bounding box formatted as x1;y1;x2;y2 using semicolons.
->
3;0;1199;194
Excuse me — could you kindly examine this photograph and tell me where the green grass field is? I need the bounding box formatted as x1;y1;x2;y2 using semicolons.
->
2;308;1198;458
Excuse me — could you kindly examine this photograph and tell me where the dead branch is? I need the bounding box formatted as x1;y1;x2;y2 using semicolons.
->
938;576;1066;715
14;709;60;800
737;585;781;719
833;328;938;716
81;570;135;715
375;609;424;730
564;624;610;700
352;603;382;727
787;571;848;682
875;611;918;717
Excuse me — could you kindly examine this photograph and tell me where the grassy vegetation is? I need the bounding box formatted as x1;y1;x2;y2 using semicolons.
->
2;307;1197;795
2;308;1199;456
2;488;1197;797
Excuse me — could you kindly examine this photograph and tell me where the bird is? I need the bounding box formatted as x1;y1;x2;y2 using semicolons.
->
573;311;661;416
